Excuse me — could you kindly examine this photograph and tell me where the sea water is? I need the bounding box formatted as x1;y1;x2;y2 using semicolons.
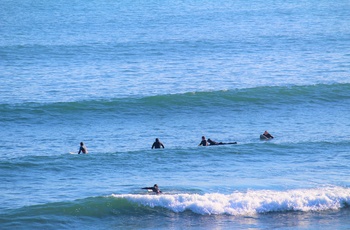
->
1;0;350;229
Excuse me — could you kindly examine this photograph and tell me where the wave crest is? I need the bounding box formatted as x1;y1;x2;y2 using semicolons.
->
112;186;350;215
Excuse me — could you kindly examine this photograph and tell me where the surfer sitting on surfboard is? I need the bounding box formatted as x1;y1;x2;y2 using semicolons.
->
151;138;165;149
207;139;237;145
260;131;274;140
142;184;162;194
78;142;88;154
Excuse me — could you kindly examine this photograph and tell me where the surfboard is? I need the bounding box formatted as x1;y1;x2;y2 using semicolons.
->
209;142;237;146
69;152;78;154
260;135;272;140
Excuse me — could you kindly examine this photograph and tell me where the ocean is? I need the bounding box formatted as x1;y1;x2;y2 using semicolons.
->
1;0;350;229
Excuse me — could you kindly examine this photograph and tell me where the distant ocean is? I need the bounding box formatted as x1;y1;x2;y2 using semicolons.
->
1;0;350;229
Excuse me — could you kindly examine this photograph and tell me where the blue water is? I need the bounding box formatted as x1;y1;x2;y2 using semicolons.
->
1;0;350;229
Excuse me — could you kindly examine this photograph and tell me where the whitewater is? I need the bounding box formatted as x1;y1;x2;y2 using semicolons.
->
113;187;350;215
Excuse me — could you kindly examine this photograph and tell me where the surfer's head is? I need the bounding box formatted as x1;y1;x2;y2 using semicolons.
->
80;142;84;146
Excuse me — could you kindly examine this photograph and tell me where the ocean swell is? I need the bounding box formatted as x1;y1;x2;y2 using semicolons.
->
1;83;349;115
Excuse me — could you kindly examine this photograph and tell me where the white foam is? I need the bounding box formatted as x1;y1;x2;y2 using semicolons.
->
112;187;350;215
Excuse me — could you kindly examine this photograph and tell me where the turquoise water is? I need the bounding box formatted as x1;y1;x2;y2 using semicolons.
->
1;0;350;229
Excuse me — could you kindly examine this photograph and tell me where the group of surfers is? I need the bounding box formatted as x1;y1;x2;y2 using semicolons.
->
142;131;274;195
153;130;273;149
78;143;163;194
77;131;274;153
77;132;274;195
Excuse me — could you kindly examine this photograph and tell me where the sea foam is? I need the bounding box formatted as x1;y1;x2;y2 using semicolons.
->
112;187;350;215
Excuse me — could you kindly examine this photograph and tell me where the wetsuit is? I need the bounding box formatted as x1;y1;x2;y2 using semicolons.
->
78;146;88;154
152;141;164;149
142;185;162;194
208;139;223;145
208;139;237;145
263;133;274;139
199;140;208;146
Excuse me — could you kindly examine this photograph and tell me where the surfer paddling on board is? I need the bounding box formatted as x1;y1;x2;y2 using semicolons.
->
152;138;165;149
207;138;237;145
260;131;274;140
78;142;88;154
142;184;162;194
198;136;209;146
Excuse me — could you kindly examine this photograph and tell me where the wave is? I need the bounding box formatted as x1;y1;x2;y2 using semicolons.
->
1;83;349;115
112;187;350;215
2;187;349;219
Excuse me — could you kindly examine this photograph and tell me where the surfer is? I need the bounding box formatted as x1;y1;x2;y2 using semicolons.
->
260;131;274;140
152;138;165;149
78;142;88;154
142;184;162;194
207;138;237;145
198;136;209;146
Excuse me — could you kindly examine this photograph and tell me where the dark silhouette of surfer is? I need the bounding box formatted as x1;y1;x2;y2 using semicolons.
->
260;131;274;140
142;184;162;194
152;138;165;149
207;138;237;145
198;136;209;146
78;142;88;154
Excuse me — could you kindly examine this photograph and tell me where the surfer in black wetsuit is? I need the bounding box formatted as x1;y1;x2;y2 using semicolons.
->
208;139;223;145
261;131;274;140
142;184;162;194
78;142;88;154
152;138;165;149
198;136;209;146
208;138;237;145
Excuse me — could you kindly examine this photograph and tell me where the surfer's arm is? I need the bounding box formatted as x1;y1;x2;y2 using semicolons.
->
142;187;153;190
